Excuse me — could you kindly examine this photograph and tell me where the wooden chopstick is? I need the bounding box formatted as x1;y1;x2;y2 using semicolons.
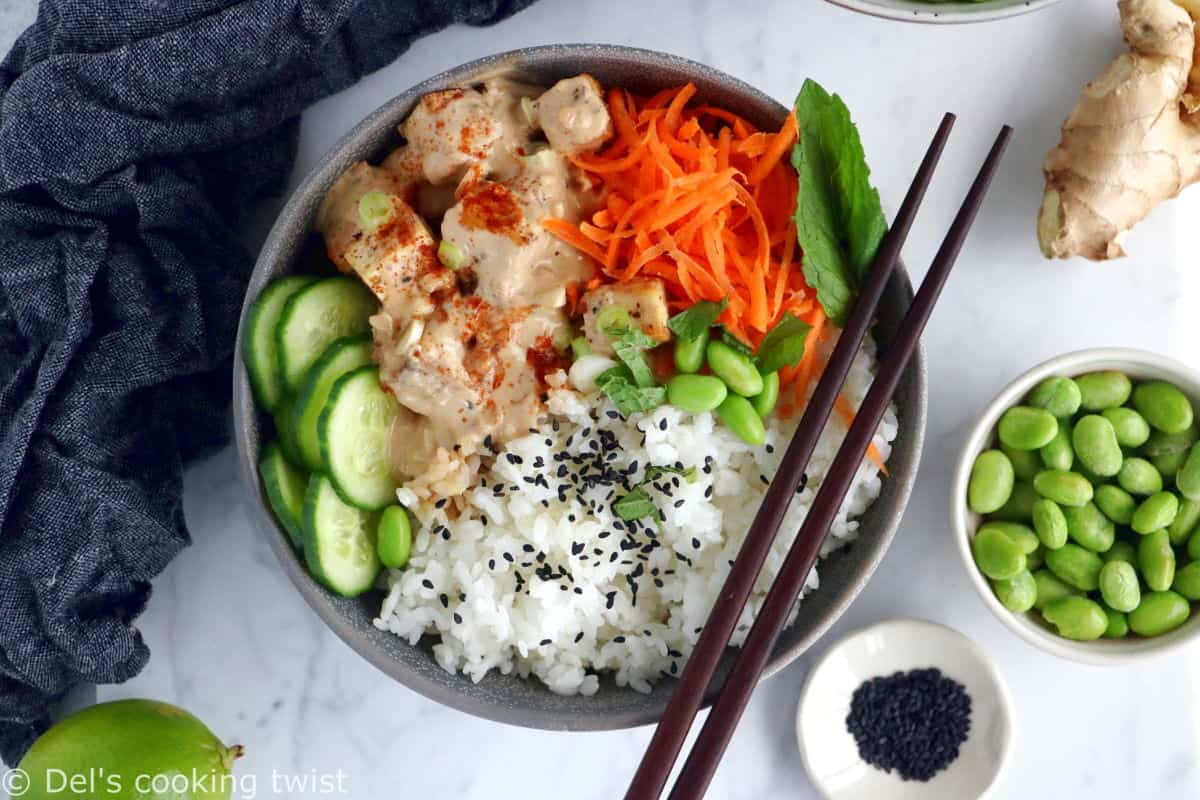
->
667;124;1014;800
623;112;957;800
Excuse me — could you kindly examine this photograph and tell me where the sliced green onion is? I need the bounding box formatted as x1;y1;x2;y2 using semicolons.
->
358;191;395;230
438;240;466;270
596;305;632;336
570;336;592;359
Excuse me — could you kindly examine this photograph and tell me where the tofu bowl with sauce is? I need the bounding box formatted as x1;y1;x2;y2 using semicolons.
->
233;45;927;729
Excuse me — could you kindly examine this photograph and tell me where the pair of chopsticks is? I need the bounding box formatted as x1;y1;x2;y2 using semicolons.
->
626;115;1013;800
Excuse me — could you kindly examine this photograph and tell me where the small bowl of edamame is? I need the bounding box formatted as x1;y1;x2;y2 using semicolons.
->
953;348;1200;665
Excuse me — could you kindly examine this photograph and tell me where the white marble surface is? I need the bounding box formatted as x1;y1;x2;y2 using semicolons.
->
5;0;1200;797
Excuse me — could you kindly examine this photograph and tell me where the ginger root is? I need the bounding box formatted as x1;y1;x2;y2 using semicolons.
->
1039;0;1200;260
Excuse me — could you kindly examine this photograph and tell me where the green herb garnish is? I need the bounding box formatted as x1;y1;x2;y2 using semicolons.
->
667;299;728;341
792;79;887;326
613;463;698;521
718;327;755;357
604;323;659;390
755;313;812;374
596;367;666;417
613;486;656;520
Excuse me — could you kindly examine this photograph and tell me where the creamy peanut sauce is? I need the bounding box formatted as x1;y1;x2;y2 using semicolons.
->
315;74;671;495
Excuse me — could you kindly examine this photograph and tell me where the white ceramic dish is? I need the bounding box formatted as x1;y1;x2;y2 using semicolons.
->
825;0;1064;24
796;618;1013;800
953;348;1200;665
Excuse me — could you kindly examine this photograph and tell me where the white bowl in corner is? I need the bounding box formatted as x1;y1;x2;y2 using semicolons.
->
953;348;1200;665
796;618;1013;800
825;0;1064;24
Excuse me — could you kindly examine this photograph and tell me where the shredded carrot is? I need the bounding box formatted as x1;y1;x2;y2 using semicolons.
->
542;83;830;398
836;392;888;474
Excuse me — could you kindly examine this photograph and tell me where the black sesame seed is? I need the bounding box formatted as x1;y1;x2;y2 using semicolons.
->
503;552;514;563
453;613;463;624
846;668;971;783
613;635;626;643
760;474;769;485
435;497;448;509
575;632;585;643
605;591;617;609
540;638;552;646
439;594;449;608
422;579;434;589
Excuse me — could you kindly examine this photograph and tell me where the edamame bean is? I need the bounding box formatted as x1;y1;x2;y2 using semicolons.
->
1144;425;1198;458
715;394;766;446
1028;376;1082;418
1104;539;1137;567
1026;546;1044;571
991;570;1037;613
1072;415;1123;477
1118;457;1163;496
968;450;1015;514
1153;449;1188;483
1033;569;1079;610
376;506;412;569
674;328;710;374
1131;491;1180;535
1063;502;1115;552
1172;561;1200;601
1044;543;1104;591
1128;590;1191;636
1168;497;1200;546
667;374;728;414
1138;529;1176;592
1094;485;1137;526
998;406;1059;451
1076;371;1133;411
1033;469;1094;507
1189;526;1200;561
1039;425;1075;471
1103;607;1129;638
1098;560;1140;612
751;371;779;418
1176;444;1200;501
1042;596;1108;640
991;481;1040;522
1102;407;1151;449
706;341;763;397
1031;499;1068;550
1002;444;1043;482
971;526;1027;580
979;521;1039;554
1133;380;1195;434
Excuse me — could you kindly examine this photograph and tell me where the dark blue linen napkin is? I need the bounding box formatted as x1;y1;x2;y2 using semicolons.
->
0;0;535;765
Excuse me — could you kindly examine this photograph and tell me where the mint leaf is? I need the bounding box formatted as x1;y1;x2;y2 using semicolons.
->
613;486;656;520
596;369;666;417
792;79;887;326
756;313;812;374
718;327;755;357
645;465;698;483
604;325;658;389
667;299;728;341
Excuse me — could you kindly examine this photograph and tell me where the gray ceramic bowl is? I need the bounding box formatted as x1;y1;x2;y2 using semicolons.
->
233;44;927;730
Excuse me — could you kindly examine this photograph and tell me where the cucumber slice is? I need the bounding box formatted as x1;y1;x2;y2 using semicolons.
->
319;365;400;510
302;475;381;597
258;440;309;549
290;335;374;471
276;276;377;393
243;275;316;412
273;394;305;468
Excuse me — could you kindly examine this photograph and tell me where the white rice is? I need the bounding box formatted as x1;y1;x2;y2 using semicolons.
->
374;338;897;695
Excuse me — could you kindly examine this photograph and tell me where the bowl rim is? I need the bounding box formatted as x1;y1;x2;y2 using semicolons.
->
232;42;928;728
952;347;1200;664
794;617;1014;799
824;0;1065;25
